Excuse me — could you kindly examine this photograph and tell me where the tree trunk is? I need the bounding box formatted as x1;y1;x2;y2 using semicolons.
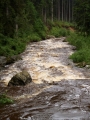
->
15;23;18;33
6;6;9;18
69;0;71;22
58;0;60;20
44;7;47;23
62;0;63;21
51;0;53;22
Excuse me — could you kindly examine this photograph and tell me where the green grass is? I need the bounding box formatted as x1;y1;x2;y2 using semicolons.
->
67;33;90;65
0;94;14;105
27;33;41;42
47;20;74;38
0;21;74;57
50;27;70;37
0;36;26;56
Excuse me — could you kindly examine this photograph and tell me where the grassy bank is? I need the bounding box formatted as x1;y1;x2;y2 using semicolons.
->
0;20;89;66
67;33;90;66
0;21;73;57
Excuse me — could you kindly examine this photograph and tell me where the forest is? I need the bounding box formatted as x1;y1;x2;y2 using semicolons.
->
0;0;90;65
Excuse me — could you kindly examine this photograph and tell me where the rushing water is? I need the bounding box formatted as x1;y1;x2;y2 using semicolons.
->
0;38;90;120
0;79;90;120
0;37;89;85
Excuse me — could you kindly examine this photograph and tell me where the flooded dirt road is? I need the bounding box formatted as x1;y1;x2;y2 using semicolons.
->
0;38;90;119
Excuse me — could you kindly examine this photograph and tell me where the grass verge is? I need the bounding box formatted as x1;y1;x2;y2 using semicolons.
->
67;33;90;66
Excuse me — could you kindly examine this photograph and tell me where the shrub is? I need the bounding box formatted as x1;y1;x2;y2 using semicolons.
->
27;33;41;42
0;94;13;105
50;27;70;37
68;32;90;65
0;34;26;56
70;48;90;64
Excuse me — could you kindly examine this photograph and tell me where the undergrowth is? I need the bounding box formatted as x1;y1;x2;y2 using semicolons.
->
47;20;74;37
67;33;90;65
0;94;14;105
0;20;74;57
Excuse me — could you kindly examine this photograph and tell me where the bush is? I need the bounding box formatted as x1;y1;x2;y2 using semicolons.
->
68;33;90;65
0;34;26;56
55;21;74;28
27;33;41;42
0;94;13;105
70;48;90;64
50;27;70;37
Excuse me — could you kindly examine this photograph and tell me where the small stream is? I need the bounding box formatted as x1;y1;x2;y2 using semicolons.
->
0;37;90;119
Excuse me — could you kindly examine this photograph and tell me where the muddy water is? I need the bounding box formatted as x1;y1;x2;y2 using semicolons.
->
0;37;90;85
0;80;90;120
0;38;90;119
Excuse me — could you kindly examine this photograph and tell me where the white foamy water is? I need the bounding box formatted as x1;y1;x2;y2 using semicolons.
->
0;37;89;85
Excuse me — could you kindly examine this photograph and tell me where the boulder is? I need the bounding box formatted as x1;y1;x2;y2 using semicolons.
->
0;56;7;70
8;70;32;86
6;55;22;65
63;38;67;42
46;35;55;39
0;56;6;67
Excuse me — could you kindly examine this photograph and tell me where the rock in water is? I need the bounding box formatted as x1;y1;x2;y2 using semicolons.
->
8;70;32;86
6;55;22;65
46;35;55;39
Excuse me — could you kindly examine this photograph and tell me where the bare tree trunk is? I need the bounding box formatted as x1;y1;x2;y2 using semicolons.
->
6;6;9;18
15;23;18;33
72;0;74;21
58;0;60;20
66;0;68;21
42;7;44;18
69;0;71;22
64;0;66;21
44;7;47;23
62;0;63;21
51;0;53;22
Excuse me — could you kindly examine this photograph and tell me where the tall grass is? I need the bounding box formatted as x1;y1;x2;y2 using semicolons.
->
0;94;13;105
47;21;73;37
0;21;74;57
50;27;70;37
67;33;90;65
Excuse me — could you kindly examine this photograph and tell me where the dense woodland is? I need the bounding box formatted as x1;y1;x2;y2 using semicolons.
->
0;0;90;65
0;0;74;38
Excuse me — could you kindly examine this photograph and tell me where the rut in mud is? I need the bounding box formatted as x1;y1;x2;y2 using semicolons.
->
0;37;90;120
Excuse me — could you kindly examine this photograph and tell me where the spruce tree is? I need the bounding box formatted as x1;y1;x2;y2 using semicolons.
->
74;0;90;35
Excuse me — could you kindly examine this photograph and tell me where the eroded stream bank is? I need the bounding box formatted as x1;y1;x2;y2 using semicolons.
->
0;37;90;120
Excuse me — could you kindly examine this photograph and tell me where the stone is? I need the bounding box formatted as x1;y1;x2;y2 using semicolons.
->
46;35;55;39
0;56;7;70
71;46;76;50
85;65;90;69
0;56;6;65
8;70;32;86
6;55;22;65
76;62;86;67
63;38;67;42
